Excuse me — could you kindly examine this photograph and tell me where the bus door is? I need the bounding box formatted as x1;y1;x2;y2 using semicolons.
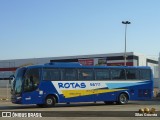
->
22;68;43;104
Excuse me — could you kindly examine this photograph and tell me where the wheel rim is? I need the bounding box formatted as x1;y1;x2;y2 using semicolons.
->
120;94;127;104
47;98;53;105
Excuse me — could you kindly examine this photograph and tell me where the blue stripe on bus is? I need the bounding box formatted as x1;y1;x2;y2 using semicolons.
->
106;82;147;89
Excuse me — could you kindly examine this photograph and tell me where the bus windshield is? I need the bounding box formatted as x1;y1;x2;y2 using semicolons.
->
12;68;26;94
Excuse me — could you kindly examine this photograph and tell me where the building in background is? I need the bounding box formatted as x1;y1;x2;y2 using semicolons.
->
0;52;158;88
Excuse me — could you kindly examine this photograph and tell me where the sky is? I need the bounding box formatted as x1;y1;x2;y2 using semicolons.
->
0;0;160;60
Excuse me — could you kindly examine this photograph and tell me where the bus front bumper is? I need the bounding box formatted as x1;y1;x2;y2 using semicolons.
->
11;95;22;104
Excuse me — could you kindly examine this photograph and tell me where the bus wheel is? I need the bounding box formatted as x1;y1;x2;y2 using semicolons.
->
118;93;128;105
45;95;56;107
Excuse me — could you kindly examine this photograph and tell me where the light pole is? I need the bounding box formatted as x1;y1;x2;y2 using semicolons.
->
122;21;131;66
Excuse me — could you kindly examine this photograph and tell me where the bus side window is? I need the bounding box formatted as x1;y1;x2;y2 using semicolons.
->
111;69;126;80
78;69;94;80
95;69;110;80
50;69;60;80
43;70;51;80
61;69;77;80
126;69;139;80
140;69;151;80
43;68;60;81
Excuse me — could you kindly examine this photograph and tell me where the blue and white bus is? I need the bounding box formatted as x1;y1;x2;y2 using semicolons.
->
11;62;153;107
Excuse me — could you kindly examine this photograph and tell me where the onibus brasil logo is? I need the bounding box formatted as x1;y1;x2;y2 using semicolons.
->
2;112;42;118
135;108;157;117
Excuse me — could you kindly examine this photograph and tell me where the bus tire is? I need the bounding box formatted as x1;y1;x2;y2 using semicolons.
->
45;95;56;107
117;93;128;105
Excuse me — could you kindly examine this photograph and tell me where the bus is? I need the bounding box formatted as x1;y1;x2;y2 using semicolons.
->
11;62;153;107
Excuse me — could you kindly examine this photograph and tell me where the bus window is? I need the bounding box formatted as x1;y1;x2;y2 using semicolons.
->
78;69;94;80
61;69;77;80
126;69;139;80
140;69;151;80
24;68;40;92
95;69;110;80
43;68;60;81
111;69;125;80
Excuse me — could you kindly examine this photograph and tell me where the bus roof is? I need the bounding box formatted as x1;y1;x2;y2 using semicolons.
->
24;62;151;69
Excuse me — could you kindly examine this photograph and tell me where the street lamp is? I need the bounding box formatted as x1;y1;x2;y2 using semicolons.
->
122;21;131;66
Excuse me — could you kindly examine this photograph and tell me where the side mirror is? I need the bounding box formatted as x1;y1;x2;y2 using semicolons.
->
9;75;15;81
